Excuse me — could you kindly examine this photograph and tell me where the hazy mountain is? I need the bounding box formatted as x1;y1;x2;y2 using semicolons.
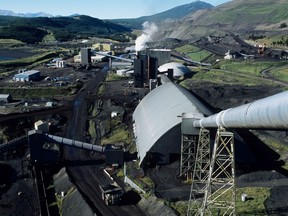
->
110;1;213;29
0;9;53;18
158;0;288;40
0;1;214;43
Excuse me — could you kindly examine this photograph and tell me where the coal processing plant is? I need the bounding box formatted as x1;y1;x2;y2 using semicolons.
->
127;48;288;215
2;46;288;215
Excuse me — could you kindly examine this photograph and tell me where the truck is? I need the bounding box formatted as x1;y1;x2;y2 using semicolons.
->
99;183;124;205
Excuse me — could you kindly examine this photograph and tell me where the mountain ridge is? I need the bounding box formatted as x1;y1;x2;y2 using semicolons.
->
0;9;53;18
110;1;213;29
1;0;288;43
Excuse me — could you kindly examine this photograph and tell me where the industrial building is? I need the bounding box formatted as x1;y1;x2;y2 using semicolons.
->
55;60;66;68
146;49;171;66
132;49;207;165
131;49;255;168
73;54;81;63
13;70;40;82
0;94;12;103
134;53;158;88
133;49;172;88
81;48;91;65
111;62;133;70
34;120;49;133
92;43;114;52
132;78;212;166
91;51;110;62
158;62;193;79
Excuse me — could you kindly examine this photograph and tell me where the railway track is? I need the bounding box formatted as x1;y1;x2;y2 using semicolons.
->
33;166;50;216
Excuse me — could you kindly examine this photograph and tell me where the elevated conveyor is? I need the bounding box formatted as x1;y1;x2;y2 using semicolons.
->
194;91;288;130
188;90;288;216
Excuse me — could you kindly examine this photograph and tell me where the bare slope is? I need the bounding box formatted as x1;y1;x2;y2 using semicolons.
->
159;0;288;40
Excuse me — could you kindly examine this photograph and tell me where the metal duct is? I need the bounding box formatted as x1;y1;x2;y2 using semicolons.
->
44;134;105;153
0;135;27;153
94;52;134;63
193;91;288;130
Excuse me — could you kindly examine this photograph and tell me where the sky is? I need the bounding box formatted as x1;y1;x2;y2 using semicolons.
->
0;0;230;19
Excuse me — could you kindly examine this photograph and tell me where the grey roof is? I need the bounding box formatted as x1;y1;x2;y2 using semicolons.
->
158;62;192;77
0;94;11;99
133;81;212;165
14;70;39;78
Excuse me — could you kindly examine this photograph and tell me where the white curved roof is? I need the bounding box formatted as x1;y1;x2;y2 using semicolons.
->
158;62;192;77
133;81;212;165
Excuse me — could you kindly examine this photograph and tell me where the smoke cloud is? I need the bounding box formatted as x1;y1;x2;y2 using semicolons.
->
135;21;158;52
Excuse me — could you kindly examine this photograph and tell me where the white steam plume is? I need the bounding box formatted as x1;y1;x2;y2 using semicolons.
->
135;21;158;52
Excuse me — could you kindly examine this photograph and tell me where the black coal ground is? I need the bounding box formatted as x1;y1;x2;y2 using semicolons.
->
0;151;40;216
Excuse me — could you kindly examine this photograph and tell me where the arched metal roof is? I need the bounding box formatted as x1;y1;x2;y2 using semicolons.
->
158;62;192;77
133;81;212;165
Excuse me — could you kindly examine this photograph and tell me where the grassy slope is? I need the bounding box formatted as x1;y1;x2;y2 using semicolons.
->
0;51;60;73
175;44;212;62
194;0;288;25
0;15;131;43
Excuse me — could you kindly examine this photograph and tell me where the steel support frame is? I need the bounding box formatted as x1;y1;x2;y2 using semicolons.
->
187;128;211;216
200;128;236;216
179;134;198;180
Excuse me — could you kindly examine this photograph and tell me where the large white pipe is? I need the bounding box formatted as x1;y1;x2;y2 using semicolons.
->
193;91;288;130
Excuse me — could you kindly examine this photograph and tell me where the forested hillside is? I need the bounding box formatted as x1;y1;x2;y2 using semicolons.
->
0;15;131;43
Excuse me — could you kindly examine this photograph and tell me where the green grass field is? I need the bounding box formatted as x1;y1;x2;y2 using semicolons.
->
182;68;276;87
0;51;60;73
175;44;212;62
219;60;286;77
0;39;24;45
270;66;288;82
170;187;269;215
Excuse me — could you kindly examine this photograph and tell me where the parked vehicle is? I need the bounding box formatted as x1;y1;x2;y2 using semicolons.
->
99;183;124;205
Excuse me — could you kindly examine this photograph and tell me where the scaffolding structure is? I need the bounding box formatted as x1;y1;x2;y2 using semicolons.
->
179;113;202;180
200;128;236;216
187;128;211;215
179;134;198;180
187;128;236;216
186;90;288;215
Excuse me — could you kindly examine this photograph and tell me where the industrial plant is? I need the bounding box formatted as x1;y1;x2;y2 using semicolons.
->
1;6;288;215
1;40;287;216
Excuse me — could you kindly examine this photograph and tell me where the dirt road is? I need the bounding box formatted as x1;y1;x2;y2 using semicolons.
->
63;67;147;216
